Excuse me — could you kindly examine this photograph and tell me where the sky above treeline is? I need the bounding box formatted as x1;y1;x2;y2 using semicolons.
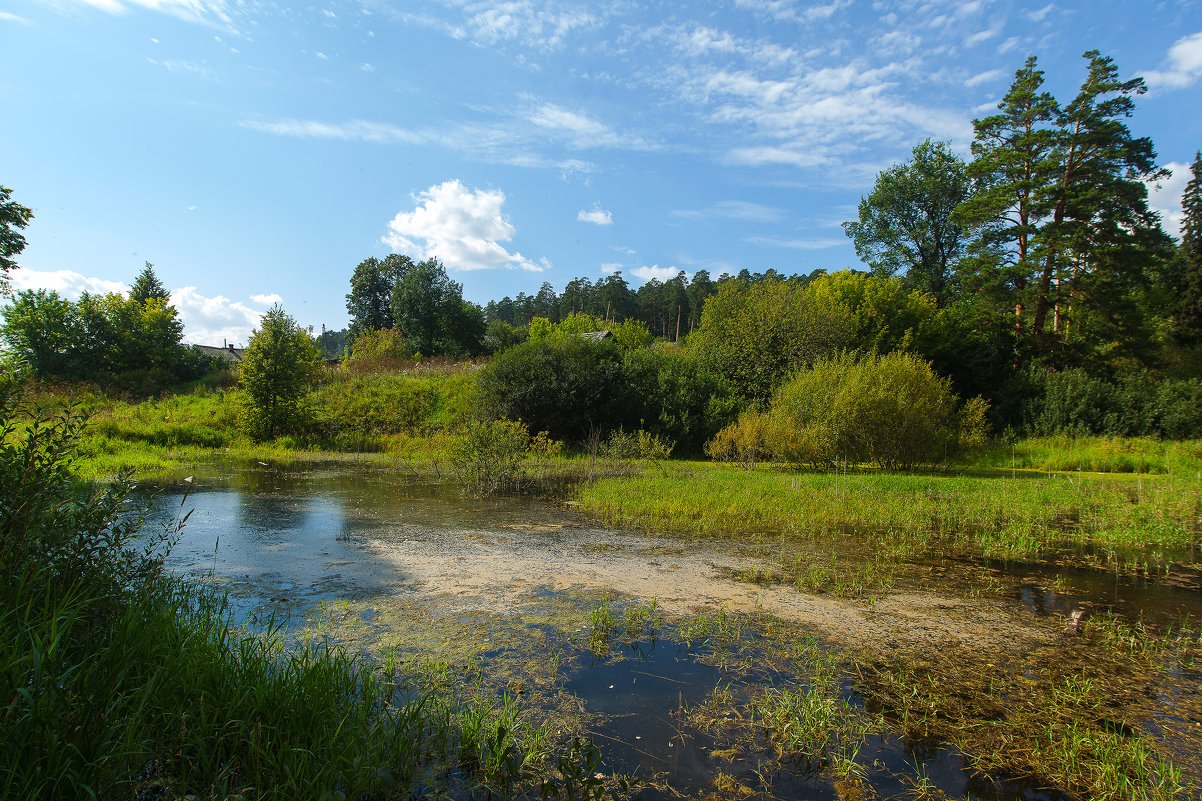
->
2;0;1200;346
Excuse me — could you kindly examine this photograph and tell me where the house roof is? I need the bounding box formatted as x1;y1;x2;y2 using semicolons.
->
195;345;245;363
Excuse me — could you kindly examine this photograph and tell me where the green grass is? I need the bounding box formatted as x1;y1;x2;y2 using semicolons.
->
0;371;618;800
577;461;1202;560
972;435;1202;475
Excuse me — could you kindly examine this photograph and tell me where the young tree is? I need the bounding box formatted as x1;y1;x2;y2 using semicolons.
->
1;185;34;293
346;254;413;342
843;139;973;305
239;305;322;440
129;261;171;304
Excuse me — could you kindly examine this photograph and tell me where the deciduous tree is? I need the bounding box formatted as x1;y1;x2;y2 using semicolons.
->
346;254;412;342
0;185;33;293
239;305;322;440
844;139;972;305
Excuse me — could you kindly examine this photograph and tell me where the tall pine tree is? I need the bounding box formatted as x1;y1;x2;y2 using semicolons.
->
957;52;1169;366
1178;151;1202;344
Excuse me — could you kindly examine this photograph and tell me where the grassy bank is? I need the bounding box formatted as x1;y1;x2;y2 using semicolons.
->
577;460;1202;561
0;373;622;799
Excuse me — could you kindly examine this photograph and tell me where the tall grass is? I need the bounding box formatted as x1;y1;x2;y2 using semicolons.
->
577;462;1202;559
971;435;1202;475
0;371;575;799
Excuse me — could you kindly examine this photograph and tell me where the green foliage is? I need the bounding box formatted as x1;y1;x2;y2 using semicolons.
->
128;261;170;304
1;287;214;391
1176;151;1202;344
704;408;772;469
450;418;533;495
690;278;857;403
805;270;941;356
0;184;33;291
475;336;633;443
956;52;1170;365
762;351;988;470
391;257;485;357
238;305;323;440
843;139;972;305
347;326;415;369
1;371;573;799
1013;367;1202;438
310;371;436;438
346;253;412;342
314;327;347;359
610;318;654;349
622;347;739;454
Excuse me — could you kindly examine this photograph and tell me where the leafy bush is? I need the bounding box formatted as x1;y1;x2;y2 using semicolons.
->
450;418;533;495
704;408;773;469
622;347;739;454
345;326;415;371
690;278;857;403
1012;367;1202;439
754;351;988;470
474;336;635;443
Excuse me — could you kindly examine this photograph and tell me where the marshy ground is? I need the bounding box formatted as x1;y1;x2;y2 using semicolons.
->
145;458;1202;800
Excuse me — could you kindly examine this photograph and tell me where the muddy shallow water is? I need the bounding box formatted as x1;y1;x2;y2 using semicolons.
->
137;459;1202;799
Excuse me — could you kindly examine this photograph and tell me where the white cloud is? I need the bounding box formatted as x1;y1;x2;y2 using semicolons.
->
404;2;603;51
250;293;283;305
965;68;1003;87
997;36;1022;54
1025;4;1055;23
315;51;328;60
172;286;269;346
964;27;999;46
631;265;681;282
62;0;236;31
599;262;623;274
383;179;549;272
672;200;784;223
1142;31;1202;90
360;62;376;72
10;269;126;297
240;118;425;145
0;11;32;24
1148;162;1191;240
576;204;612;225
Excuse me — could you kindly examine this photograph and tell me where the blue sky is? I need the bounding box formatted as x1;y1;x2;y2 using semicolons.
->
2;0;1200;346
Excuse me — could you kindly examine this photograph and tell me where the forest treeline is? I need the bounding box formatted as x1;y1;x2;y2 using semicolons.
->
2;51;1201;446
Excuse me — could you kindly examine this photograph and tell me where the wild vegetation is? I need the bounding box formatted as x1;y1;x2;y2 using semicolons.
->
2;50;1202;800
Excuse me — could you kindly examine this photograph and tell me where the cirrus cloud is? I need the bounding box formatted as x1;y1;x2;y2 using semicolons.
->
383;180;549;272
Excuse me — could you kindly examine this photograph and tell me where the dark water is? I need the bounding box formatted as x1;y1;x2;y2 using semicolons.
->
135;458;1198;800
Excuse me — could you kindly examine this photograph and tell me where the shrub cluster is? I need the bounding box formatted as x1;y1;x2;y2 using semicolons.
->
708;352;988;470
1006;367;1202;439
474;337;736;452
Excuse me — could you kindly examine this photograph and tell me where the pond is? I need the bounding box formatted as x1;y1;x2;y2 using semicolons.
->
137;458;1202;800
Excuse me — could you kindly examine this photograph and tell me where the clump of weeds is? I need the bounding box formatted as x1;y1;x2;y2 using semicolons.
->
853;613;1202;801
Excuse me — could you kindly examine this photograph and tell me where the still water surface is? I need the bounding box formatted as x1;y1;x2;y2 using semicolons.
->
137;458;1201;800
